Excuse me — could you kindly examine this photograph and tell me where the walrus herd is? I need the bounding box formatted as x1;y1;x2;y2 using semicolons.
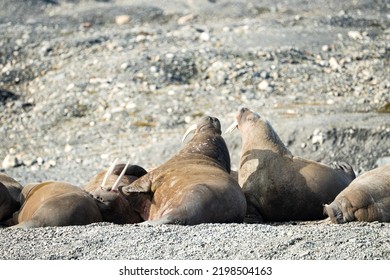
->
1;108;389;228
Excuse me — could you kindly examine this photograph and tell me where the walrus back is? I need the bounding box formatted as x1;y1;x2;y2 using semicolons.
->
14;182;103;228
143;147;246;224
148;165;246;225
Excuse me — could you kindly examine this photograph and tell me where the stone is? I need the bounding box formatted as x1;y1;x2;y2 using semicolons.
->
258;80;269;90
2;154;18;169
115;15;130;26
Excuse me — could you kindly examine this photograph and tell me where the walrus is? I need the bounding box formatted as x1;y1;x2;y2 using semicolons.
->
84;159;150;224
0;173;23;223
11;181;103;228
121;116;247;225
225;107;356;222
324;164;390;223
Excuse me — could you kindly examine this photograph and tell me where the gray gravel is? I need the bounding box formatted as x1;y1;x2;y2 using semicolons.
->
0;0;389;260
1;221;389;260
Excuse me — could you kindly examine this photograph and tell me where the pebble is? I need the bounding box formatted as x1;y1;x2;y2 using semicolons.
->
22;157;37;167
257;80;269;90
348;30;363;40
311;129;326;145
200;32;210;41
177;14;195;25
120;63;129;70
329;57;341;71
115;15;130;26
2;154;19;169
64;144;73;153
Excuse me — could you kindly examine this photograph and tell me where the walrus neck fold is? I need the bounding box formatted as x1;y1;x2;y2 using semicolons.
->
182;132;231;173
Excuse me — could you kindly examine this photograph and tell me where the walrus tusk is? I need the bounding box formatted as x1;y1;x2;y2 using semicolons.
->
182;123;197;143
111;161;130;192
101;158;119;188
224;120;238;134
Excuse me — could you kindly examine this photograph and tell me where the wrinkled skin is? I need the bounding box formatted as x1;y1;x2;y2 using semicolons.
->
324;164;390;223
122;116;247;225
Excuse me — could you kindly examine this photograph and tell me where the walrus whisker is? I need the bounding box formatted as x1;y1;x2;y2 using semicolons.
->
182;123;197;143
224;120;238;134
101;158;119;188
111;161;130;192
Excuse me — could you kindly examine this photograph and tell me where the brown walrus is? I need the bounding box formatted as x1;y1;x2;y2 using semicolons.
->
84;160;150;224
225;107;356;222
11;181;103;228
0;173;23;223
324;164;390;223
122;116;247;225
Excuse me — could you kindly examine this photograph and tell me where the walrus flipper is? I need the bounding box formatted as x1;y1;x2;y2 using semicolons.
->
122;174;153;194
333;162;356;180
10;220;41;229
139;214;181;226
244;214;264;224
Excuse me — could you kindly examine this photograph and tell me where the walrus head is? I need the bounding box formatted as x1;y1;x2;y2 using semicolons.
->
182;116;222;143
225;107;266;134
89;159;148;224
225;107;291;156
181;116;230;172
90;159;129;214
323;203;346;224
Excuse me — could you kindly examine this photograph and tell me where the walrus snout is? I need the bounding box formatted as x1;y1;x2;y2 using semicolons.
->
182;116;222;143
240;107;250;114
323;203;345;224
225;107;261;134
239;107;261;122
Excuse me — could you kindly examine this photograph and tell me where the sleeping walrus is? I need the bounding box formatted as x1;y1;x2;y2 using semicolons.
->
226;107;356;222
122;116;247;225
12;181;103;228
0;173;23;224
84;160;150;224
324;164;390;223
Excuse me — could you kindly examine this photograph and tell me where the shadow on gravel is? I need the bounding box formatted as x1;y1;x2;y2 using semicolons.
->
0;89;19;105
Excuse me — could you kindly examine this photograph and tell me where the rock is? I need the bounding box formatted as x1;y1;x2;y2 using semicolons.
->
322;45;330;52
1;154;19;169
348;31;363;40
200;32;210;41
329;57;341;71
257;80;269;90
177;14;195;25
64;144;73;153
20;155;37;167
311;129;326;145
115;15;130;25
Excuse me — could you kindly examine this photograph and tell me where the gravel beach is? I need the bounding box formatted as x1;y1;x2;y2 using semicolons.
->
0;0;389;260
